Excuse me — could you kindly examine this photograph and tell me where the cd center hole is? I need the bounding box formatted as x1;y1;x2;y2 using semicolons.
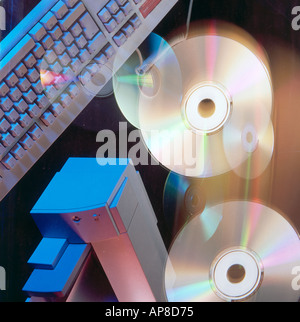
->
227;264;246;284
198;99;216;118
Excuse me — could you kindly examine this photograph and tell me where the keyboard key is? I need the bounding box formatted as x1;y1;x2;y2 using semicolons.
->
23;54;37;69
79;13;99;40
121;2;133;16
5;72;19;87
60;93;72;108
14;63;28;78
122;23;135;37
59;2;85;31
61;32;74;46
44;50;58;64
19;134;34;150
70;58;82;73
70;23;82;37
51;1;69;19
53;40;66;55
1;153;16;170
40;12;58;30
116;0;127;5
76;34;88;49
8;88;22;102
68;83;80;98
29;23;47;42
28;124;43;141
10;123;23;137
59;52;72;66
0;97;13;111
78;49;90;63
50;102;63;116
27;68;40;83
114;11;126;24
14;99;29;113
45;85;58;100
1;133;14;147
0;119;11;133
32;44;46;59
18;78;31;92
67;43;79;57
113;31;127;47
19;113;32;128
130;15;142;29
106;1;120;14
62;0;79;8
28;104;42;118
23;90;37;104
41;35;55;50
36;95;50;109
5;109;20;123
87;33;107;55
103;44;115;59
105;19;118;33
98;8;111;23
41;111;55;126
11;144;26;160
32;81;44;95
94;53;108;65
0;82;9;97
49;26;63;40
0;143;5;156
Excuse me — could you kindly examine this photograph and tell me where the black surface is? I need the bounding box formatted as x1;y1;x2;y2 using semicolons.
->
1;0;300;302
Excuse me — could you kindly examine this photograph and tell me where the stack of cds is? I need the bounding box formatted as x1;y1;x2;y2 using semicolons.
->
112;21;300;302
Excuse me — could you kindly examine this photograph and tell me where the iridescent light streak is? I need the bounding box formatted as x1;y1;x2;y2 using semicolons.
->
167;279;213;302
259;235;300;269
205;22;218;80
40;69;73;87
240;202;263;248
116;74;154;88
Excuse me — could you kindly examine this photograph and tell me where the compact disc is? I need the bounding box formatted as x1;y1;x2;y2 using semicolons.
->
112;33;182;128
163;170;273;238
165;201;300;302
139;28;273;178
223;108;274;179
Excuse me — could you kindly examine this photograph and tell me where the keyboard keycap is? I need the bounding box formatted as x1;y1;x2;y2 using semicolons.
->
11;144;26;160
0;82;9;97
1;153;16;170
59;2;85;31
19;134;34;150
6;73;19;87
79;13;99;40
106;1;120;14
14;63;28;78
0;97;13;111
29;23;47;42
28;124;43;141
62;0;79;8
51;1;69;19
41;111;55;126
98;8;111;23
40;12;58;30
18;78;31;92
0;119;11;133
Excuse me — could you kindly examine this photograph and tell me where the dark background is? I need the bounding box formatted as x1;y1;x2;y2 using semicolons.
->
1;0;300;302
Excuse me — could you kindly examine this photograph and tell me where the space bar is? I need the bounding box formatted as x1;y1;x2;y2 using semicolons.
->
0;35;35;82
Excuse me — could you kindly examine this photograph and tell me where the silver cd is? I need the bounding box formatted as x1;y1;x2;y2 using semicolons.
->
165;201;300;302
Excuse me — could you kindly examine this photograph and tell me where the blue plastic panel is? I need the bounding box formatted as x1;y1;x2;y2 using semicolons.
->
27;238;68;270
31;158;131;213
23;244;90;298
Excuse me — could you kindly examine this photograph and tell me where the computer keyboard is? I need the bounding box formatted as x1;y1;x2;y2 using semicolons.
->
0;0;178;201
